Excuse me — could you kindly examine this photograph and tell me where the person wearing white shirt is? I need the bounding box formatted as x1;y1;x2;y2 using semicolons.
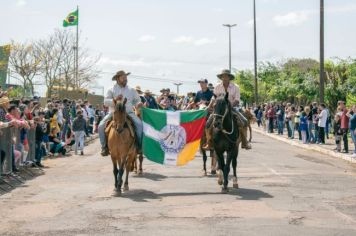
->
98;70;143;156
318;103;327;144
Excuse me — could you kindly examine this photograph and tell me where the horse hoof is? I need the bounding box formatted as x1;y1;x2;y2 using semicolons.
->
221;188;229;194
211;170;217;175
138;170;143;176
233;183;239;189
218;179;223;185
124;185;129;191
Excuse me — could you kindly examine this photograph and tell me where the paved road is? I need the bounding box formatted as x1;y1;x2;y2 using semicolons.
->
1;133;356;236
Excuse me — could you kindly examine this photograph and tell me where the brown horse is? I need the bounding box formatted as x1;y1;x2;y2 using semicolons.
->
106;98;137;194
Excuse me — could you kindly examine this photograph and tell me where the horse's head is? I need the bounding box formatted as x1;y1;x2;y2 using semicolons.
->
213;93;231;130
113;97;127;132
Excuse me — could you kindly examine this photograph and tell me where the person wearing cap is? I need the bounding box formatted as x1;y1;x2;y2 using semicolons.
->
203;69;250;150
194;79;214;108
98;70;143;156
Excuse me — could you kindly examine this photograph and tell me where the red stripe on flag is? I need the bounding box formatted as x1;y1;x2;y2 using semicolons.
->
181;117;206;143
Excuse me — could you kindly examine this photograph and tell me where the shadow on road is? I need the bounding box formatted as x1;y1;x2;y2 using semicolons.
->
119;188;273;202
133;172;167;181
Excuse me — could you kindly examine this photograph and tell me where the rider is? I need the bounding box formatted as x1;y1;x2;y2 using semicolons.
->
203;69;250;150
99;70;143;156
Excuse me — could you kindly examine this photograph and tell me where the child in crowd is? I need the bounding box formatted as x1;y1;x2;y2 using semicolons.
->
299;111;308;144
72;110;86;155
333;114;342;152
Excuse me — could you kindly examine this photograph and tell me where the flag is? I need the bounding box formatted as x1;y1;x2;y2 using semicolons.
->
142;108;207;166
63;9;78;27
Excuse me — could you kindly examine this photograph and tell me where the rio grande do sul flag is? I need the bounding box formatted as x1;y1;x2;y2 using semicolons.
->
142;108;207;166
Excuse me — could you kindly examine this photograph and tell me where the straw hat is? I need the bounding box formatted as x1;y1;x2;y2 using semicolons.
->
0;96;10;105
217;69;234;80
135;86;143;94
112;70;131;81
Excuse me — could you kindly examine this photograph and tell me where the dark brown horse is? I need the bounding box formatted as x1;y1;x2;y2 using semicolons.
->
106;98;137;194
212;93;239;193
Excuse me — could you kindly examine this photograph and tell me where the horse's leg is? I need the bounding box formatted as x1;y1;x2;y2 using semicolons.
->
248;124;252;142
210;151;217;175
117;159;125;193
113;161;118;190
138;153;143;175
222;148;235;193
216;151;224;186
124;160;130;191
232;152;239;189
202;148;207;176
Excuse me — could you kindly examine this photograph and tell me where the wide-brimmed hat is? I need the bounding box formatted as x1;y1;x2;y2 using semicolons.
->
217;69;234;80
160;88;167;93
135;86;143;94
0;96;9;105
144;89;152;95
112;70;131;81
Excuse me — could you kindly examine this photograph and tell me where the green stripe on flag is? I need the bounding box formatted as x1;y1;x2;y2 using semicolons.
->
143;135;165;164
180;109;207;123
142;107;167;131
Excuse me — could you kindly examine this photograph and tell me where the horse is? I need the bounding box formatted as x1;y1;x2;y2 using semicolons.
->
106;98;137;194
212;93;239;193
196;103;217;176
200;131;217;176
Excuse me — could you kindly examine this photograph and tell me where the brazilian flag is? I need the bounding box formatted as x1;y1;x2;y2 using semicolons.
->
63;9;78;27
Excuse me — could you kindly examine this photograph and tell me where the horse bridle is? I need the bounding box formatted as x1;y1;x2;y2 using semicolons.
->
212;102;234;135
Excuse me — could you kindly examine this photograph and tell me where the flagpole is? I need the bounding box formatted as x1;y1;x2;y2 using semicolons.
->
76;5;79;88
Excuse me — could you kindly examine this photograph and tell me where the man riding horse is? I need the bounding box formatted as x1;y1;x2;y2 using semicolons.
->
203;69;251;150
99;70;143;156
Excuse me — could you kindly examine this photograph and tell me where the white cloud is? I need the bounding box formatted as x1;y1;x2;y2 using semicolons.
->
172;36;194;44
138;35;156;42
172;36;216;46
194;38;216;46
273;11;309;27
16;0;27;7
98;57;182;68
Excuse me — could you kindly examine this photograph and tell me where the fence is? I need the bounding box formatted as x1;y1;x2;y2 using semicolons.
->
0;126;37;176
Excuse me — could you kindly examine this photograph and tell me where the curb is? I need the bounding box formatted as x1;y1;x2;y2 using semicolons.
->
252;127;356;164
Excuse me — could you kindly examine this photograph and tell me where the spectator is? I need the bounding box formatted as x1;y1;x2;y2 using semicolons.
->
299;111;308;144
349;105;356;158
333;114;342;152
318;103;327;144
72;110;86;155
295;106;303;140
339;101;349;153
48;127;67;157
34;116;46;167
276;105;285;135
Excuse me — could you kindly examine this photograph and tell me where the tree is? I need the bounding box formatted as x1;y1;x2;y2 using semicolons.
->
9;41;41;96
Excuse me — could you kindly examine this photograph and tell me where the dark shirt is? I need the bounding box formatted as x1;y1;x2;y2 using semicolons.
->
194;89;214;105
350;114;356;131
0;107;7;122
144;95;159;109
72;116;86;132
35;124;45;142
139;95;147;104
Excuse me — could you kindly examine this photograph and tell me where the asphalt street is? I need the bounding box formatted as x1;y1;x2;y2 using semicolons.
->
1;132;356;236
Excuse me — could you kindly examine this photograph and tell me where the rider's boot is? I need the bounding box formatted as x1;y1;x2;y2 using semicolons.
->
101;136;110;156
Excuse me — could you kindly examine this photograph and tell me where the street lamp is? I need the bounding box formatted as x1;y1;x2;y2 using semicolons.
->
253;0;258;104
174;83;182;95
223;24;237;71
320;0;325;103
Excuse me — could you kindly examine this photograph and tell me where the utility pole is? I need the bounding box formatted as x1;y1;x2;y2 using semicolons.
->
320;0;325;103
174;83;182;95
253;0;258;104
223;24;237;71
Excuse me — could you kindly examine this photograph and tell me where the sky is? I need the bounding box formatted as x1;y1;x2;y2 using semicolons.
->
1;0;356;96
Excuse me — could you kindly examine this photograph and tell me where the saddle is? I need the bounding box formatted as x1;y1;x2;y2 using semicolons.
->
105;115;135;139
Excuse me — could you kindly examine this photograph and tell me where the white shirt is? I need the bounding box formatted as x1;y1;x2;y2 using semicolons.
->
214;82;240;105
318;109;327;128
104;83;141;113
